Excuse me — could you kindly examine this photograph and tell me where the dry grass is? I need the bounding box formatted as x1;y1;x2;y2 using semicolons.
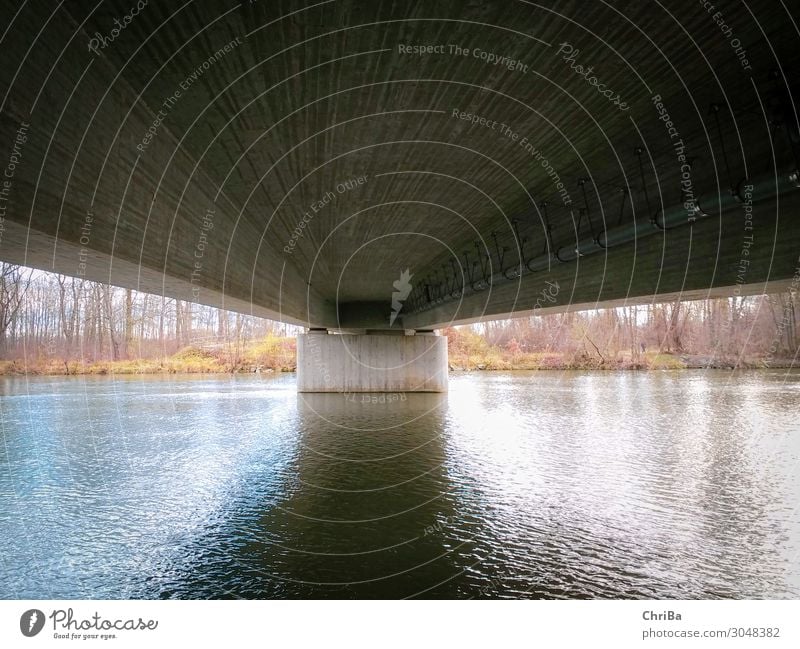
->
0;338;295;376
448;350;691;371
1;339;792;376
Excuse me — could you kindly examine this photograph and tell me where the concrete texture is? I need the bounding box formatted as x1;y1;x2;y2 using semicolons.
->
0;1;799;329
297;333;448;392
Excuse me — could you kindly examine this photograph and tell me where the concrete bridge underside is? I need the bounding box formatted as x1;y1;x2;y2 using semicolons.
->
1;1;799;390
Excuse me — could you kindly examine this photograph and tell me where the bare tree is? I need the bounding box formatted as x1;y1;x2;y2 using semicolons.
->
0;264;32;353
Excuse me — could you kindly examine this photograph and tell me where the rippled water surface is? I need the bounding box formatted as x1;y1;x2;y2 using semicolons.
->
1;370;799;599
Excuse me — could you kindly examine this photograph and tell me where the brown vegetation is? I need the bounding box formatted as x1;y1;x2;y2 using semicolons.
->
0;337;297;376
1;263;797;375
0;263;298;375
444;295;798;371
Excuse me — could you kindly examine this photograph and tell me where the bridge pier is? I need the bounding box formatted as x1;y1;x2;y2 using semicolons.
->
296;330;448;393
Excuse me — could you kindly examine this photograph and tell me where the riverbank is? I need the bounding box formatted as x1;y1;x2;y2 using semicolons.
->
447;350;796;371
1;348;794;375
0;342;296;376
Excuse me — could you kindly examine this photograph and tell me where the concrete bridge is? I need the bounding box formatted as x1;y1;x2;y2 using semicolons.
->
1;0;798;391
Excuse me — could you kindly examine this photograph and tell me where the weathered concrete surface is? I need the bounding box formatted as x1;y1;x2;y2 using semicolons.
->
0;1;798;329
297;333;447;392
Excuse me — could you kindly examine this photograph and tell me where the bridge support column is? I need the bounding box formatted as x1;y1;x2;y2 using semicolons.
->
297;330;448;392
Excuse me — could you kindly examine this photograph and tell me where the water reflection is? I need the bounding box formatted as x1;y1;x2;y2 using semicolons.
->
0;371;798;598
231;393;459;598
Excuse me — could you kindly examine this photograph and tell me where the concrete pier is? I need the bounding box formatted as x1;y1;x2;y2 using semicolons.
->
297;331;448;392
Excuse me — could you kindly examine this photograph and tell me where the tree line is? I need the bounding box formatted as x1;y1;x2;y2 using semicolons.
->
0;263;292;362
450;291;798;367
1;262;797;368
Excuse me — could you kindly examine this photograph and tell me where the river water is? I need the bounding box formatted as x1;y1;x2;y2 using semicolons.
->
1;370;799;599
